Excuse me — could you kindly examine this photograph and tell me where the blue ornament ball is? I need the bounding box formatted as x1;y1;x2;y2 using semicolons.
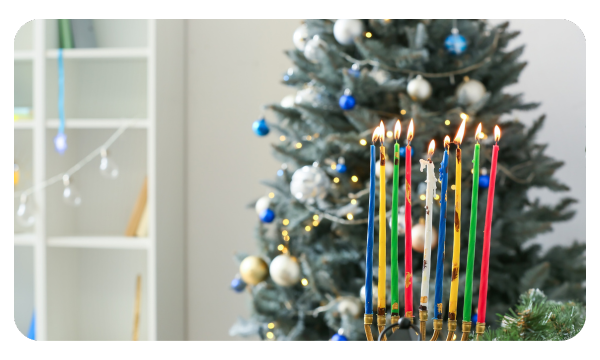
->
259;208;275;223
445;32;467;55
338;94;356;110
230;277;247;292
252;118;270;136
277;169;284;177
471;313;478;323
347;69;360;78
331;333;348;341
479;174;490;188
336;163;347;173
399;146;415;158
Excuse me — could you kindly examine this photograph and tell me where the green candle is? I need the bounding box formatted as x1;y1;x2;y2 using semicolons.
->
391;121;401;318
463;124;482;322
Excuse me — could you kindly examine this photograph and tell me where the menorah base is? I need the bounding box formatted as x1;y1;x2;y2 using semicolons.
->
430;319;443;341
377;314;387;341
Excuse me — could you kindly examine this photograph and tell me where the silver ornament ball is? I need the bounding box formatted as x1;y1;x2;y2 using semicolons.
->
359;284;378;303
456;78;486;105
407;75;432;102
337;298;361;317
269;254;301;287
303;35;327;63
333;19;365;46
295;87;318;106
290;165;331;203
292;23;309;51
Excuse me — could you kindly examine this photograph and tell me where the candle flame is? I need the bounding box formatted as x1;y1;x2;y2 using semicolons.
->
428;140;435;158
454;119;466;145
372;126;379;143
394;120;401;140
495;125;501;142
444;136;450;149
379;120;385;137
407;119;414;142
475;123;482;142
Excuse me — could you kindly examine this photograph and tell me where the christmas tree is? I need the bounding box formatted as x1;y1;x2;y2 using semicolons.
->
230;19;585;341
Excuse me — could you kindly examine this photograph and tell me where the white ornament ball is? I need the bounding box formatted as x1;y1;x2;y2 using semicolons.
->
360;284;378;303
333;19;365;46
292;23;309;51
456;78;486;105
375;158;394;178
280;94;296;108
255;196;271;215
303;35;327;63
290;165;331;203
407;75;432;102
338;298;361;317
411;221;438;253
269;254;301;287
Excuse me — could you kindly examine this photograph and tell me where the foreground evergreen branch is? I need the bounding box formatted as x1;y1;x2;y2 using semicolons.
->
482;289;585;341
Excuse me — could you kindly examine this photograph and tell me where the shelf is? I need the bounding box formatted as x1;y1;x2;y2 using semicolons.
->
14;233;36;246
47;236;150;250
46;119;149;129
14;51;34;61
46;48;148;60
14;121;34;129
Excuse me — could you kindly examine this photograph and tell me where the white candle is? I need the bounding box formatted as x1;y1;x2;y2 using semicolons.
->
419;140;437;314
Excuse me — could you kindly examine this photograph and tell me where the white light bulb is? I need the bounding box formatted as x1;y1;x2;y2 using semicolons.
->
62;175;82;207
16;194;35;227
99;149;119;179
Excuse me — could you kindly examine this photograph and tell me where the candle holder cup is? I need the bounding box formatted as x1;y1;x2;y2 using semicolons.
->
475;322;485;341
364;314;374;341
446;319;457;341
430;319;443;341
461;321;472;341
377;313;387;341
390;314;400;334
419;310;428;341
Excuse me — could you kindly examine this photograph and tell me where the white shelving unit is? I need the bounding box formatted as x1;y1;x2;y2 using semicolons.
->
14;20;185;341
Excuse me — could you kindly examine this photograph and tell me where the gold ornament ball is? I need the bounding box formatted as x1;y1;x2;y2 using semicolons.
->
239;256;269;285
411;220;438;253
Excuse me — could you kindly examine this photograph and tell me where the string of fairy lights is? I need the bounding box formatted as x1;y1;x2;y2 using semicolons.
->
14;120;138;228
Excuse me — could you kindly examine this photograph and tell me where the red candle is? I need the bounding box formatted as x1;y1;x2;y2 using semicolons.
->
477;125;501;324
404;119;414;319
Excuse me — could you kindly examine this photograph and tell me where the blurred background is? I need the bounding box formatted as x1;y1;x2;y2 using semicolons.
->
13;19;585;341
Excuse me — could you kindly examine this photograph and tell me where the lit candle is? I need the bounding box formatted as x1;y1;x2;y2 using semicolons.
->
390;120;402;324
433;136;450;321
462;123;482;340
447;119;466;339
377;122;387;337
476;126;501;339
404;120;414;321
364;128;378;318
418;140;437;339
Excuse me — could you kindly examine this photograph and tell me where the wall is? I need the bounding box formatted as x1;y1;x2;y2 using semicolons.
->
186;19;299;340
185;19;586;340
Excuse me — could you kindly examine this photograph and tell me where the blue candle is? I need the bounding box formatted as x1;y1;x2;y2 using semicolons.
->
433;136;450;320
364;143;376;315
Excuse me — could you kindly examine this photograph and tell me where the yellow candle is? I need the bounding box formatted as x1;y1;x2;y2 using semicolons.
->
378;122;387;316
448;119;466;322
